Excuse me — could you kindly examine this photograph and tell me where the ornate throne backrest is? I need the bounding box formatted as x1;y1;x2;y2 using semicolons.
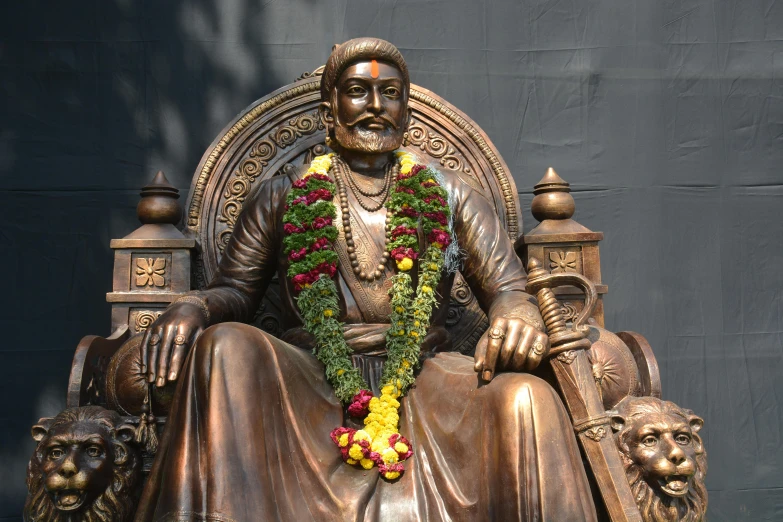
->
183;71;521;354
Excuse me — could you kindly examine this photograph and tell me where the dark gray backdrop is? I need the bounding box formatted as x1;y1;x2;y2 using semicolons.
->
2;1;782;520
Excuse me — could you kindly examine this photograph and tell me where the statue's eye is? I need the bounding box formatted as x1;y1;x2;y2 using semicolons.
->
383;87;401;98
48;447;64;460
675;434;691;445
641;435;657;447
346;85;366;96
86;445;103;458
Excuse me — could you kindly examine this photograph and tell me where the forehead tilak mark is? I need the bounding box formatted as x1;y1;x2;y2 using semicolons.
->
371;59;379;79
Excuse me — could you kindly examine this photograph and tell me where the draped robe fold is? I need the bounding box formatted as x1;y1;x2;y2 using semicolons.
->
135;167;597;522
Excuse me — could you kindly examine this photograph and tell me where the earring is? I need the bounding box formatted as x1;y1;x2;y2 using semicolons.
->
324;124;334;149
402;131;410;147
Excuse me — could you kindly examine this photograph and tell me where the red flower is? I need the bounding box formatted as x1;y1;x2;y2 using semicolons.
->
388;433;413;460
391;226;418;239
306;188;333;205
410;164;425;176
288;247;308;261
395;186;415;195
424;194;447;207
292;178;308;189
421;181;438;188
309;173;331;182
347;390;374;418
284;223;305;235
395;206;419;218
311;237;331;251
312;216;333;229
330;426;355;445
291;196;308;206
378;462;405;476
390;246;419;261
428;229;452;248
315;261;337;278
423;211;448;226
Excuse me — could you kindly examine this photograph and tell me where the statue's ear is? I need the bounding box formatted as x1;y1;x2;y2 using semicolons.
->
610;413;625;433
688;413;704;434
115;424;136;444
31;418;54;442
405;106;412;130
319;101;334;125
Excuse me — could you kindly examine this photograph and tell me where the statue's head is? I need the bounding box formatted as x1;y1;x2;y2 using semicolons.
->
319;37;411;154
24;406;141;522
611;396;707;522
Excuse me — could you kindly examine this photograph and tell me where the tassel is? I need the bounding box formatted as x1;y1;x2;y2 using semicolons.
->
135;388;159;454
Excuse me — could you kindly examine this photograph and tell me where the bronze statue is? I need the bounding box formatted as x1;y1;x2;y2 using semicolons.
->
24;406;142;522
131;37;598;521
611;397;708;522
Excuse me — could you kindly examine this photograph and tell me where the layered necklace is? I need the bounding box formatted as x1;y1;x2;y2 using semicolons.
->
282;150;453;480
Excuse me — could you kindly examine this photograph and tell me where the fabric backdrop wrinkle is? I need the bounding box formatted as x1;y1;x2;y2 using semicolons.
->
1;0;782;520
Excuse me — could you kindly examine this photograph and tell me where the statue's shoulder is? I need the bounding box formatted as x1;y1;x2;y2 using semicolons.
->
430;165;488;203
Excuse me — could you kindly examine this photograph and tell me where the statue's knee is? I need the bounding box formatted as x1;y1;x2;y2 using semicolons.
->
487;373;560;411
195;322;273;364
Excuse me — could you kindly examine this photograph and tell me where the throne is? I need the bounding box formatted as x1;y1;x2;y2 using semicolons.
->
57;69;675;521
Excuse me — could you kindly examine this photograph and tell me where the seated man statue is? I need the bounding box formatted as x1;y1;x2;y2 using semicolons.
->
134;38;598;521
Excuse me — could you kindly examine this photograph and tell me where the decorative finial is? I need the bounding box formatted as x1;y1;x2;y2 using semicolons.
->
137;171;182;225
531;168;575;222
526;257;547;280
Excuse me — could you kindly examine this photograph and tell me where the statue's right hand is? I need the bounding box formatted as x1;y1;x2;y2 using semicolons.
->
140;302;208;387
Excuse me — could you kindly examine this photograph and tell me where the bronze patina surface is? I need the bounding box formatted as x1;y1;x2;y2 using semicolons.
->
133;38;597;521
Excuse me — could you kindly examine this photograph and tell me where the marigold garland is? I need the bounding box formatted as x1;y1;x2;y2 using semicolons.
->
283;150;452;480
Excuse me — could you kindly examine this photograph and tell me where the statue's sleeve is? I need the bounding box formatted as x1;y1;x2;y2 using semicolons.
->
453;179;544;331
196;177;287;324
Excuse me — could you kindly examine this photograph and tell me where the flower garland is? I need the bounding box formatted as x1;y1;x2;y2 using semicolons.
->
283;150;452;480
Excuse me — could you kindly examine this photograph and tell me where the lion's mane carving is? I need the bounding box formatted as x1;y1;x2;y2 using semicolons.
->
611;396;707;522
24;406;141;522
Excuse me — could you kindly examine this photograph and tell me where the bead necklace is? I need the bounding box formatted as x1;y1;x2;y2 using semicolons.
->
334;156;394;212
332;158;398;282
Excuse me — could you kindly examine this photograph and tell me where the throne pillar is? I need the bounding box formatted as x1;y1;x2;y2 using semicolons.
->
107;172;196;333
516;168;608;327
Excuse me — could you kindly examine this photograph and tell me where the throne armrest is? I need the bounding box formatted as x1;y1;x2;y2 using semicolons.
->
67;325;130;408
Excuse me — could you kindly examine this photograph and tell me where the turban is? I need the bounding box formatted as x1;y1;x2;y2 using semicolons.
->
320;38;410;101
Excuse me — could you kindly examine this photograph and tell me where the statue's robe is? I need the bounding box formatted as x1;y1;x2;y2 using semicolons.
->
135;167;597;522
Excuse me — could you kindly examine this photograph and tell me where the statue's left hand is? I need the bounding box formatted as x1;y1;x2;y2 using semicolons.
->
473;317;550;381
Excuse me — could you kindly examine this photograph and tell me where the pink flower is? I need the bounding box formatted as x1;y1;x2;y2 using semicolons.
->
292;178;308;189
291;196;308;206
311;237;330;251
378;462;405;476
312;216;333;229
347;390;374;418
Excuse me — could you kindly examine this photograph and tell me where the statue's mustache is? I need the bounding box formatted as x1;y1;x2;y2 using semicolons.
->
345;113;399;130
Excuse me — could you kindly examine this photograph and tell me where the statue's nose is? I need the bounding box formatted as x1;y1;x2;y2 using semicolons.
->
58;455;78;478
667;444;687;465
368;89;382;115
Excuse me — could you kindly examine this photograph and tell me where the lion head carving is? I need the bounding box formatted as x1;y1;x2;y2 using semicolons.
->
611;396;707;522
24;406;142;522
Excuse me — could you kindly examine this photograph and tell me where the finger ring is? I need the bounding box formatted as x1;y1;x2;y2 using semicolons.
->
149;334;161;346
174;334;187;345
488;326;505;340
533;340;546;356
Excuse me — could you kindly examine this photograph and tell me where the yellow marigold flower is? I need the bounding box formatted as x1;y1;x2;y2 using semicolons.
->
349;444;365;461
413;320;420;327
429;263;439;271
395;306;405;313
384;471;401;480
338;433;350;447
381;447;399;464
402;360;411;368
432;242;443;249
426;178;435;184
371;439;387;453
346;458;358;465
421;285;432;294
369;397;380;409
409;331;419;338
394;442;409;454
353;430;371;442
396;257;414;271
397;368;404;375
397;329;405;336
400;164;412;175
323;309;333;317
337;369;345;376
360;458;375;470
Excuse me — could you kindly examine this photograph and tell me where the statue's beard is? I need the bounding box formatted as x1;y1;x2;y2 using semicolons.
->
333;117;404;154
